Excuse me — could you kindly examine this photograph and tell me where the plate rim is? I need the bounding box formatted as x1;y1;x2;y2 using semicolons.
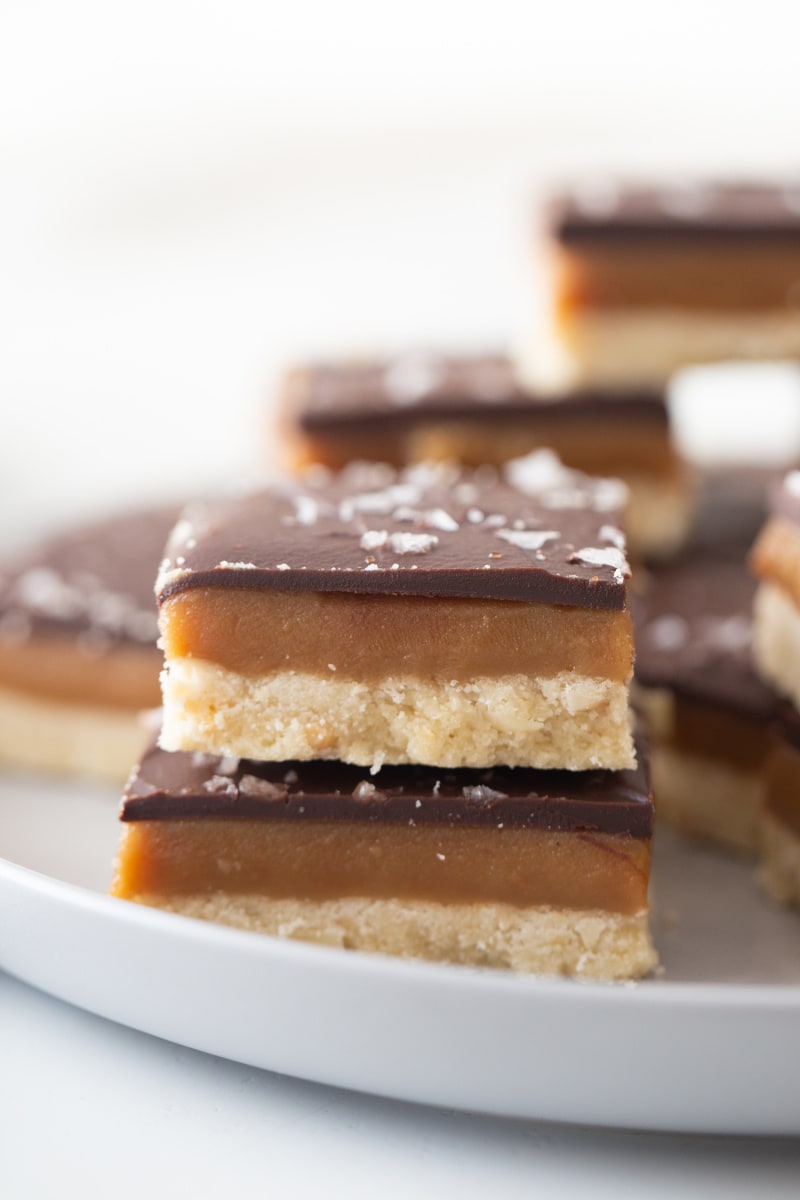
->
4;852;800;1013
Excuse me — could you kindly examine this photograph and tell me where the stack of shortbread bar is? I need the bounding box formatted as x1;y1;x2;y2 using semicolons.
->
111;453;657;979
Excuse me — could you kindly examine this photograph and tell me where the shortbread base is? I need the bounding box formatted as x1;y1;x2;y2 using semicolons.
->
0;683;150;782
624;472;695;562
753;582;800;711
651;743;762;855
760;812;800;907
159;659;636;770
553;309;800;385
126;891;656;980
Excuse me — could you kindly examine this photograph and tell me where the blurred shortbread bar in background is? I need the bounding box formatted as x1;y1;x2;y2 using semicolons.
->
635;556;777;853
0;508;175;780
540;181;800;385
157;454;635;772
279;351;693;559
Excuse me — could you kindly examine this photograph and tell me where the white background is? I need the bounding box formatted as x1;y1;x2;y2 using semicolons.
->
3;4;800;1192
4;1;800;542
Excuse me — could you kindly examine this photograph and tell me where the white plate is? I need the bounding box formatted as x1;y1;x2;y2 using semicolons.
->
1;771;799;1136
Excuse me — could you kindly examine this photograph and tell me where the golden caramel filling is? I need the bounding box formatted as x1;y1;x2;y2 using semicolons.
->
766;736;800;836
751;517;800;612
0;634;162;710
290;416;676;476
111;819;651;915
553;245;800;314
672;697;770;771
161;590;633;682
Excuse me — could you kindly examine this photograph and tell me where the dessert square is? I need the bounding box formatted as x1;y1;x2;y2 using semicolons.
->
111;738;656;980
635;556;777;853
279;352;692;559
157;455;635;771
0;507;175;780
542;181;800;384
751;471;800;710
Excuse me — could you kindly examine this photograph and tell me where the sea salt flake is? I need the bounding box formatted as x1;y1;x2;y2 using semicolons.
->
495;528;559;551
646;615;689;652
599;524;625;548
240;775;288;798
202;775;238;797
360;530;389;551
569;546;631;585
353;780;380;799
383;352;445;406
462;784;509;802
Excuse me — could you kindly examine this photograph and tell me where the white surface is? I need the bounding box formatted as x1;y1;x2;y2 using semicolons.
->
3;976;799;1200
2;772;800;1144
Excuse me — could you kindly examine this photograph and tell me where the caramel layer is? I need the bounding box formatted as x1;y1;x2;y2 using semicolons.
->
161;590;633;683
293;417;676;476
111;819;650;915
553;245;800;314
672;696;770;772
766;736;800;837
0;633;162;710
751;517;800;612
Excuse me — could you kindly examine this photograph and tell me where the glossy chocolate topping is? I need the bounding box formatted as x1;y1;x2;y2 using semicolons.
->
157;455;630;611
550;181;800;244
635;557;776;721
121;736;653;837
287;352;667;431
0;507;178;648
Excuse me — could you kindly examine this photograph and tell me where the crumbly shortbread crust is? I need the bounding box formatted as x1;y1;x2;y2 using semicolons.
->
552;310;800;384
159;659;636;770
649;743;763;854
0;683;150;782
126;892;656;980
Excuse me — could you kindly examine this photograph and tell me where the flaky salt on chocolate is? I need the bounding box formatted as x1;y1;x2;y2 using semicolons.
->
0;507;177;780
110;736;656;980
157;453;635;771
540;181;800;385
278;351;692;559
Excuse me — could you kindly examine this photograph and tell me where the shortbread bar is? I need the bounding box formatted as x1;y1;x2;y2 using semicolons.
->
279;352;692;558
751;471;800;709
157;455;635;770
635;556;777;852
0;508;175;779
542;181;800;384
111;738;656;979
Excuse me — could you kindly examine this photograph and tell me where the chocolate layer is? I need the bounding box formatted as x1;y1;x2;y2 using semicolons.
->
635;557;776;721
0;507;178;648
157;457;630;611
550;181;800;245
286;352;667;431
121;737;653;837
